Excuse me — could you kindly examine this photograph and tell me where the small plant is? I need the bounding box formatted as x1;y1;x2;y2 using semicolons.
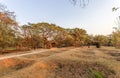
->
96;42;101;48
88;68;105;78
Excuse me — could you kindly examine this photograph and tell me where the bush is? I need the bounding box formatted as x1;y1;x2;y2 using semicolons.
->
88;68;105;78
96;42;101;48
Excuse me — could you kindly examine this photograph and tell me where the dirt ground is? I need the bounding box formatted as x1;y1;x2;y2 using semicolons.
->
0;46;120;78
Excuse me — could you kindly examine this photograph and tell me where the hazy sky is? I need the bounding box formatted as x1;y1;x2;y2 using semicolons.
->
0;0;120;35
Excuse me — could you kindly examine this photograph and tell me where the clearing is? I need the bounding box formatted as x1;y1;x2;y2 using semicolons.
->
0;46;120;78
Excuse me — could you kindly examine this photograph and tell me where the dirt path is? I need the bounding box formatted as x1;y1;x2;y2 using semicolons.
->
0;47;75;61
0;49;49;60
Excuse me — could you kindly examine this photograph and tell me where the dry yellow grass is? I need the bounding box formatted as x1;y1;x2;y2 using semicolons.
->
0;46;120;78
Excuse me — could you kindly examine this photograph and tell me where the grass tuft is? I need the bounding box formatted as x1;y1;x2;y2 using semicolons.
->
88;68;105;78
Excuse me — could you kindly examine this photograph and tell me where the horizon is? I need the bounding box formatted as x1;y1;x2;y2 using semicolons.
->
1;0;120;35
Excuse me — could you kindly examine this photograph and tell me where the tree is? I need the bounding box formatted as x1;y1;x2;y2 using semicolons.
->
30;23;59;48
0;4;18;49
112;7;120;48
93;35;109;46
20;22;62;49
112;27;120;48
54;27;72;47
67;28;87;47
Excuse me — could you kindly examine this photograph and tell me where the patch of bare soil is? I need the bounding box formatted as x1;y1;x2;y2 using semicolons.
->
0;58;34;76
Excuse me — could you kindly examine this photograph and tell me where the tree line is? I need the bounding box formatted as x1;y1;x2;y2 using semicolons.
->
0;4;120;51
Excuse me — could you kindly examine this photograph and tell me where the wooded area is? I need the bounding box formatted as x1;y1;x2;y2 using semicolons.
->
0;4;120;52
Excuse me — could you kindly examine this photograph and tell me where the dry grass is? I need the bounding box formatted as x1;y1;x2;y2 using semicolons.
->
0;46;120;78
0;58;34;77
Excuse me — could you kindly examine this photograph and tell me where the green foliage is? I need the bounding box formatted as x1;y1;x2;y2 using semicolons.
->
96;42;101;48
0;4;18;49
112;16;120;48
18;23;88;48
111;15;120;48
1;3;120;49
88;68;105;78
93;35;109;46
112;31;120;48
67;28;87;47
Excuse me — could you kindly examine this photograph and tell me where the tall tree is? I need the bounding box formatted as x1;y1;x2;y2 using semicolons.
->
93;35;109;46
67;28;87;47
0;4;18;49
112;6;120;48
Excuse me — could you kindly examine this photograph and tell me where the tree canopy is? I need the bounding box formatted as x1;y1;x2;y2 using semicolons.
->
0;2;120;50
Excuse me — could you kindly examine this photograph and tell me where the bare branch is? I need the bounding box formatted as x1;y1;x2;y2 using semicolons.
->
112;7;120;12
70;0;89;7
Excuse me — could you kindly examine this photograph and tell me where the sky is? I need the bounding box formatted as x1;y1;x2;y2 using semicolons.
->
0;0;120;35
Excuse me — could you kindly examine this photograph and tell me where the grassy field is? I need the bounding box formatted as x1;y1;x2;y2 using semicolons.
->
0;46;120;78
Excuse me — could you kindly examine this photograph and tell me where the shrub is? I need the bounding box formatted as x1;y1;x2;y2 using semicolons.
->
88;68;105;78
96;42;101;48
